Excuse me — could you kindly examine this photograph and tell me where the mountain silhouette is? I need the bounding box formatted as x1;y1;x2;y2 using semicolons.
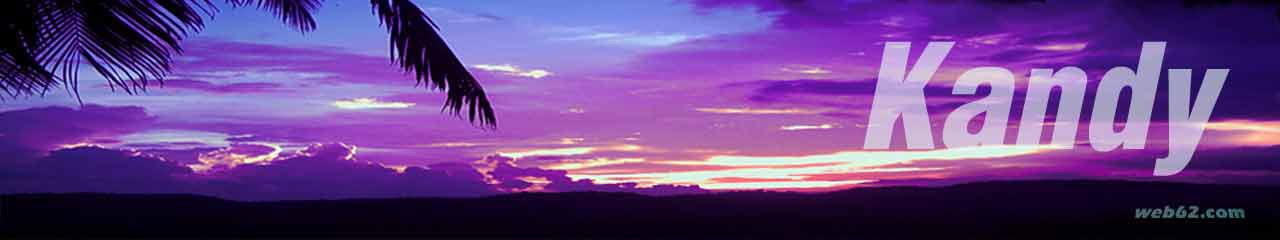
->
2;180;1277;238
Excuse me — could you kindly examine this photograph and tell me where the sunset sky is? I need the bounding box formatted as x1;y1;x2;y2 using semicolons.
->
3;0;1280;200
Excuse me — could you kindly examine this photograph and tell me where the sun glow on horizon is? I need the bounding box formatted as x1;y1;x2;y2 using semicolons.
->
566;145;1063;190
698;180;873;190
704;145;1062;167
1203;120;1280;146
1204;120;1280;134
544;157;645;170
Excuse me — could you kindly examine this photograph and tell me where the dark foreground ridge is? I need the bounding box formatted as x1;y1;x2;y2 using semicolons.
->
2;180;1278;238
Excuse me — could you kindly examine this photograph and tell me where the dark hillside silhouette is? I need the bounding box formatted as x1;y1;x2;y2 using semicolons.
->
3;180;1277;238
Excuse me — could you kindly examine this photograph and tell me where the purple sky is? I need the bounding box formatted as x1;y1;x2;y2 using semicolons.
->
4;0;1280;200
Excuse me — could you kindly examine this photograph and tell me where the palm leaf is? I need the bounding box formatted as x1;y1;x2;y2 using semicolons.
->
1;0;495;127
0;1;56;97
370;0;496;128
227;0;321;31
0;0;212;99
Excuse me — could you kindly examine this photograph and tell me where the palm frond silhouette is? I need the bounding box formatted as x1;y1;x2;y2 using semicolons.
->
0;0;495;127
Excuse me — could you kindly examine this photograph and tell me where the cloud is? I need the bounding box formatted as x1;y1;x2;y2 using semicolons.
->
0;146;192;194
555;32;702;47
700;180;873;190
477;155;707;195
566;145;1062;190
0;141;706;200
1033;42;1088;52
0;143;498;200
421;142;493;148
780;66;832;75
1201;120;1280;146
18;142;1273;199
158;79;283;94
173;40;400;86
779;124;836;131
168;40;530;94
496;144;644;159
472;64;553;79
542;157;646;170
720;79;973;120
11;1;1280;197
424;7;505;23
498;147;595;159
203;143;498;199
659;0;1280;122
694;107;823;115
702;145;1062;167
0;105;154;159
331;98;416;109
191;143;282;172
1204;120;1280;133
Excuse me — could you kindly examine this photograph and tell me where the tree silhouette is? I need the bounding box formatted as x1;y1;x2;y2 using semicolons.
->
0;0;495;127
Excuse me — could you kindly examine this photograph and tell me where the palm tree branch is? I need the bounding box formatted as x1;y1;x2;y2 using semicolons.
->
1;0;210;98
369;0;496;127
0;1;57;96
226;0;320;31
67;0;207;93
1;0;496;128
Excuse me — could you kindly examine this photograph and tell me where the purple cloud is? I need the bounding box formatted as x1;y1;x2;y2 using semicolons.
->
646;0;1280;120
479;155;709;196
6;1;1280;195
170;39;525;87
198;143;496;200
0;140;707;200
0;105;153;159
0;143;497;200
0;146;192;194
156;79;284;94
